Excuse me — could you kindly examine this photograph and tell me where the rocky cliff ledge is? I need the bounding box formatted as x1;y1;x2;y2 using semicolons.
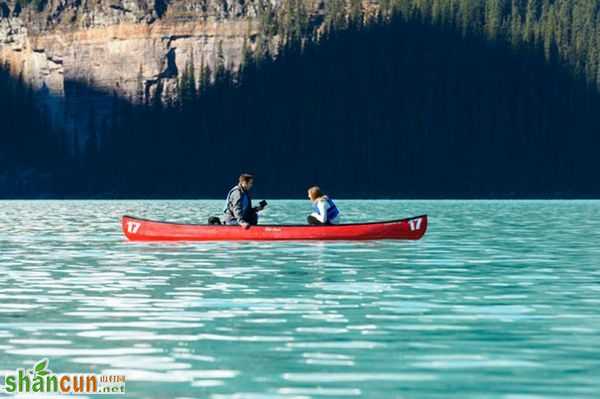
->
0;0;287;97
0;0;329;147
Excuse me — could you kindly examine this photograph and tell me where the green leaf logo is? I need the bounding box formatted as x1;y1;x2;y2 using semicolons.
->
32;359;51;376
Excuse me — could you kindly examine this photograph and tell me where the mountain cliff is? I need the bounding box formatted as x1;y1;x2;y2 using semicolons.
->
2;0;600;198
0;0;330;143
2;0;274;97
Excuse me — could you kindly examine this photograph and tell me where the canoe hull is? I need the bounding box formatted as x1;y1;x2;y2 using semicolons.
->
122;215;428;242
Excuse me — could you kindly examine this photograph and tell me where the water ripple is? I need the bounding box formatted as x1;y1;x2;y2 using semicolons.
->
1;200;600;398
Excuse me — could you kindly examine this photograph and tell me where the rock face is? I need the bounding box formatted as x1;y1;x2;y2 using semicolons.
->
0;0;303;151
0;0;271;94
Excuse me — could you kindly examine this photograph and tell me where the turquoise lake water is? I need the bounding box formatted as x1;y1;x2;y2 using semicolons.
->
1;200;600;398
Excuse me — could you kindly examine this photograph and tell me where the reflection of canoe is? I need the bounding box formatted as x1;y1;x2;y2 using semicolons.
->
122;215;428;242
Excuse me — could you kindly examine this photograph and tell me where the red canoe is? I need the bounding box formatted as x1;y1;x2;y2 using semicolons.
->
122;215;428;241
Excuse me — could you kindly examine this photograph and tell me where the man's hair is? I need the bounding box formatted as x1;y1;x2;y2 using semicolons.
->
239;173;254;184
308;186;324;200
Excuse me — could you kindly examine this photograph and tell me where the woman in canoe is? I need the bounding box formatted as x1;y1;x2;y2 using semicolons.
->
307;186;340;225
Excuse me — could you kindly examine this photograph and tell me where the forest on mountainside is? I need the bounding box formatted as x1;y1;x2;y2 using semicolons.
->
2;0;600;197
0;64;70;195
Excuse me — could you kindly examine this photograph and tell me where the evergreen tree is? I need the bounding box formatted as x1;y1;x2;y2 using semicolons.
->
214;41;227;86
484;0;502;41
178;52;197;108
200;60;212;91
136;64;145;104
511;0;522;48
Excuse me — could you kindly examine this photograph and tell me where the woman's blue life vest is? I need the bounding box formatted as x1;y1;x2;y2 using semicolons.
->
312;197;340;222
223;186;250;215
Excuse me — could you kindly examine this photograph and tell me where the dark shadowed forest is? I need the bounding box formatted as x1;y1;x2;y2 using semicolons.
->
2;0;600;198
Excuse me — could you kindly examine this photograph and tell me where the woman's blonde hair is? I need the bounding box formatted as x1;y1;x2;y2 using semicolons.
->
307;186;324;201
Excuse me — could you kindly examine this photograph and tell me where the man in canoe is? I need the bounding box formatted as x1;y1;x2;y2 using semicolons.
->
223;173;267;229
307;186;340;225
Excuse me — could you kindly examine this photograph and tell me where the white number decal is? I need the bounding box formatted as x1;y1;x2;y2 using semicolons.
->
127;222;141;234
408;217;422;231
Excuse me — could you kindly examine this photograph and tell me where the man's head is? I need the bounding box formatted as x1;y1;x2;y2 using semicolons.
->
239;173;254;191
